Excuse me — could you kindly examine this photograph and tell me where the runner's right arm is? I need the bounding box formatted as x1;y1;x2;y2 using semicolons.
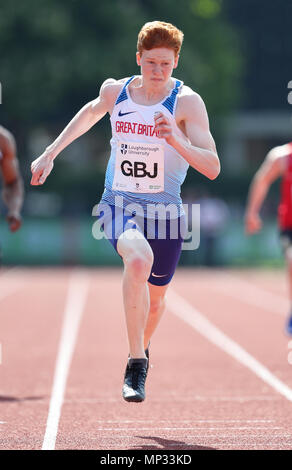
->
30;79;117;186
245;147;286;234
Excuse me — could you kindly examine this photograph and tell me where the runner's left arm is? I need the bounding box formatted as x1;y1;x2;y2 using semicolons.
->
154;92;220;180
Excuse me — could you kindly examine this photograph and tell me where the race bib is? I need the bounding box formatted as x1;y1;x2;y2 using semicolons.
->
112;141;164;193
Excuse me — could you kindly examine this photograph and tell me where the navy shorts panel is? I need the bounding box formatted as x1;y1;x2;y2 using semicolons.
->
95;203;185;286
147;236;183;286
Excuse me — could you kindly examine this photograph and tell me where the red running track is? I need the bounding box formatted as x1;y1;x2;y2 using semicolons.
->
0;267;292;450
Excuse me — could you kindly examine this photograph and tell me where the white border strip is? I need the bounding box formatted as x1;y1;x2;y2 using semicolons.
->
42;270;89;450
167;289;292;402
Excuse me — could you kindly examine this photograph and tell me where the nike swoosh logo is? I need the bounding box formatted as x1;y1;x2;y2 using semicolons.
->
151;273;168;278
118;110;136;117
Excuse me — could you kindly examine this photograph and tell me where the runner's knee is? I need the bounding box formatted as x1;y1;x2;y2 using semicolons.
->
125;252;154;282
150;296;166;313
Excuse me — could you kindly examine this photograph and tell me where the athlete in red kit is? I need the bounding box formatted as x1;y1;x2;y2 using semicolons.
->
245;142;292;334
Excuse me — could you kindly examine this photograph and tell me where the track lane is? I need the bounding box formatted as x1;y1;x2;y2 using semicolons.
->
2;268;291;450
173;268;292;387
172;268;292;448
55;268;292;450
0;268;71;450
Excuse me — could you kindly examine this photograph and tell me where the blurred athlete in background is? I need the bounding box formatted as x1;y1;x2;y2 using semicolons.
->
245;142;292;335
31;21;220;402
0;126;23;244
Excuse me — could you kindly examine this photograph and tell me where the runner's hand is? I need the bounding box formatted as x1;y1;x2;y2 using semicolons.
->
154;112;175;145
31;152;54;185
245;211;262;234
6;211;22;232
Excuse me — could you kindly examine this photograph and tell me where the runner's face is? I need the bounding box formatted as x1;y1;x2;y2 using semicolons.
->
136;48;178;86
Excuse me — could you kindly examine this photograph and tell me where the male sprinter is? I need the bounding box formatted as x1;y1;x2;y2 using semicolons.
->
245;142;292;334
31;21;220;402
0;126;23;238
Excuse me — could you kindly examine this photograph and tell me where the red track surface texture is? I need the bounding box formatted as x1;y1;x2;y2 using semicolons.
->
0;267;292;450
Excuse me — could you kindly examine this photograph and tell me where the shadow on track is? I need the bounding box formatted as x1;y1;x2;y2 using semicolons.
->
134;435;216;450
0;395;44;402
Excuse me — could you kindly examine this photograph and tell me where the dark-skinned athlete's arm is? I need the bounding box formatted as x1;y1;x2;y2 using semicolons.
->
0;127;24;232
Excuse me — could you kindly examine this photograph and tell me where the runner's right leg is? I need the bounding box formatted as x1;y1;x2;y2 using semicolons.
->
117;229;154;358
143;283;169;350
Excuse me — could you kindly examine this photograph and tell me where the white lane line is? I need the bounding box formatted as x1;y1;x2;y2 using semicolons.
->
212;274;288;316
167;289;292;402
42;270;90;450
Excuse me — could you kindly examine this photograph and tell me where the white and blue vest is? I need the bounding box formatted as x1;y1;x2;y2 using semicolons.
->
100;76;189;218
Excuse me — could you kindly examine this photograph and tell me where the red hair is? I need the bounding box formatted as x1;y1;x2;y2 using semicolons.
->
137;21;184;57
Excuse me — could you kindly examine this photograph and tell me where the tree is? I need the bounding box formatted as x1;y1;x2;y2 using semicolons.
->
0;0;242;124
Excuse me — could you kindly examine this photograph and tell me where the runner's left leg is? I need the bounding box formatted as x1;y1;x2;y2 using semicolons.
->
143;282;169;349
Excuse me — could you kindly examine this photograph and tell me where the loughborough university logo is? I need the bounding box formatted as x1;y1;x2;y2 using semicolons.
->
121;144;128;155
